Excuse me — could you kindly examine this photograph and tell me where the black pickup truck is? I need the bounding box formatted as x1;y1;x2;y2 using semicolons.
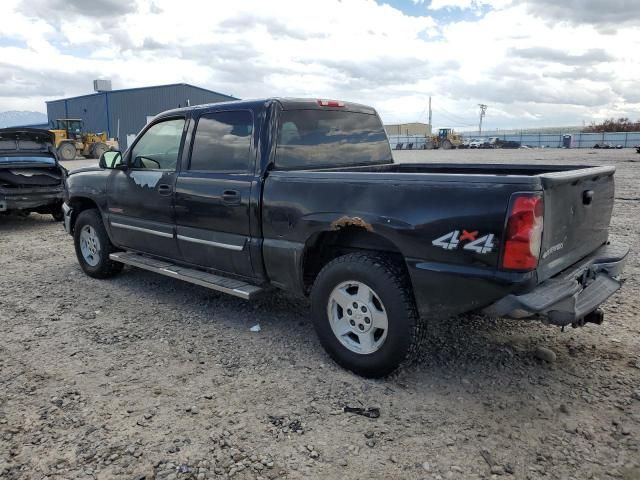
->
62;98;628;377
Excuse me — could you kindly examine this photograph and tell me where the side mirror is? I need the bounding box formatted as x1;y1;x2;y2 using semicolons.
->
99;150;124;169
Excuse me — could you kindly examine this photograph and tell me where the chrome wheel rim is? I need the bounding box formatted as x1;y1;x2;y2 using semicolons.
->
327;281;388;355
79;225;101;267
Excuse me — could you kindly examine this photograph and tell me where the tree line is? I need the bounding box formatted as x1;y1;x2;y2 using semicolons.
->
583;117;640;133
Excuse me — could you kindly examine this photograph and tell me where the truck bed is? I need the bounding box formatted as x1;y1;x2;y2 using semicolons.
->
314;162;608;180
264;161;616;313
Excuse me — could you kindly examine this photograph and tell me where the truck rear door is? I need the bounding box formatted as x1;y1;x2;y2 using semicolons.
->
174;109;256;278
536;166;615;281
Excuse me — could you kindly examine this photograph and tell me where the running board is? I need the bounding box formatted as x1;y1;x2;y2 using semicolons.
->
109;252;263;300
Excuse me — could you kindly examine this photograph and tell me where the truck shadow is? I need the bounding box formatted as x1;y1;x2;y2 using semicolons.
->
0;213;58;232
111;265;617;387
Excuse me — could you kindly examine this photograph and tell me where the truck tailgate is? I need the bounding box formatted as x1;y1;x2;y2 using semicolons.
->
537;166;615;282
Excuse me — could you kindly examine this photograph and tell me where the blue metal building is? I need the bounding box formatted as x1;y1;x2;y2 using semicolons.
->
46;83;237;149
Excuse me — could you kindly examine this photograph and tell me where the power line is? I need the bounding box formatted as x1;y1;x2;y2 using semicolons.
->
437;106;477;125
435;111;477;128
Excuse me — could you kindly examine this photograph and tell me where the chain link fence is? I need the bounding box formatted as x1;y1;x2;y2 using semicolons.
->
388;132;640;149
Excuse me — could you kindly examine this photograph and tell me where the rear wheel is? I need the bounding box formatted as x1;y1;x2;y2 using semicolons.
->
58;142;76;161
73;209;123;278
441;139;453;150
311;253;423;378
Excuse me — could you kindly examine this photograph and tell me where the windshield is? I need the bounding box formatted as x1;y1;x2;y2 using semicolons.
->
0;155;56;165
275;109;392;170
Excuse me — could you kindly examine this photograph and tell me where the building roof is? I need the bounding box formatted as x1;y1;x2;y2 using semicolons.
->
46;83;237;104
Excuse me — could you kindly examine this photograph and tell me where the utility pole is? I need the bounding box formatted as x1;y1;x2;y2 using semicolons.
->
478;104;487;135
428;96;432;135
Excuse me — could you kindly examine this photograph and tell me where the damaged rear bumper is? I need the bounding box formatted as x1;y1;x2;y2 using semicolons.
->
0;186;63;212
482;242;628;326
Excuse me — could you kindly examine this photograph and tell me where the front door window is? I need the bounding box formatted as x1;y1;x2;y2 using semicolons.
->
130;118;185;170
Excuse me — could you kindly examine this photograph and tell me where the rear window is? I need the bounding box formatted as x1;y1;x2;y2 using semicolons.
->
275;110;392;170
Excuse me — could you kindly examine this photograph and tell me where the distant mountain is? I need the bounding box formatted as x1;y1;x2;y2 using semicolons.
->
0;111;48;128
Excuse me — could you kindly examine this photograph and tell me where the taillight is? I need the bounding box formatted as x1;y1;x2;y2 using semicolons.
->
317;99;344;107
502;193;544;271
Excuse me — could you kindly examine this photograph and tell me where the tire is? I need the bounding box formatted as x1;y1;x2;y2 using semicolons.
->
441;139;453;150
51;205;64;222
73;209;123;278
425;141;435;150
91;143;108;159
58;142;76;161
310;253;423;378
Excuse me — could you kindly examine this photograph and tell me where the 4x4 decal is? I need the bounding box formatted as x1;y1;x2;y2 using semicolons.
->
432;230;495;254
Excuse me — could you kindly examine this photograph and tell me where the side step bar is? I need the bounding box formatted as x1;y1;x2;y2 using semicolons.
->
109;252;263;300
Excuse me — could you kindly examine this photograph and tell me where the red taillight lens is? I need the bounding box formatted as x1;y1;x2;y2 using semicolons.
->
317;99;344;107
502;194;544;270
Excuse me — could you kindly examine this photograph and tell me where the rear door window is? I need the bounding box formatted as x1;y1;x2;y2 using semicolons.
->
275;110;392;170
189;111;254;172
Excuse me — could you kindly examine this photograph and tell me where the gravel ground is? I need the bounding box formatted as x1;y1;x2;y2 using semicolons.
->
1;149;639;480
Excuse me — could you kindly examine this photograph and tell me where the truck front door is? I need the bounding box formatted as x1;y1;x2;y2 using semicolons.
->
106;117;185;258
174;110;255;278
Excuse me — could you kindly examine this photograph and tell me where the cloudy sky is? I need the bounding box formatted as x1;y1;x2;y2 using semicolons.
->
1;0;638;130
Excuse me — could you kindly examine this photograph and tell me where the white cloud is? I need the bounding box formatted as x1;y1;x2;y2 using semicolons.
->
0;0;639;130
428;0;510;10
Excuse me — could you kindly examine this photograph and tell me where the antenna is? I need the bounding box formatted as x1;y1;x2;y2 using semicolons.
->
478;104;488;135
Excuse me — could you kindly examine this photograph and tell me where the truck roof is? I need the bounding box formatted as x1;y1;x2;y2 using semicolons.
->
156;97;377;119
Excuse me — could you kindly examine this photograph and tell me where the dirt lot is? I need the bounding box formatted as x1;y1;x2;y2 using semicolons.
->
1;149;639;480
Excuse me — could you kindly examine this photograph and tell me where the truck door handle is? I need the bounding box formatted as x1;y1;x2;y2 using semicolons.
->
222;190;241;205
157;184;173;196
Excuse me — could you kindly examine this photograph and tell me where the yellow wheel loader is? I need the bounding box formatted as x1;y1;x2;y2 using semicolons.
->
50;119;119;161
425;128;464;150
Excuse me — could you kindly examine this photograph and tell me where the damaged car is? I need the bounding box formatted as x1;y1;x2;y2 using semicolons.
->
0;128;66;221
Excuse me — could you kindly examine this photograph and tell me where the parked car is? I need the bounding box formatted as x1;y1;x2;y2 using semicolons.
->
62;98;628;377
0;128;65;220
468;138;483;149
496;139;521;149
480;137;500;148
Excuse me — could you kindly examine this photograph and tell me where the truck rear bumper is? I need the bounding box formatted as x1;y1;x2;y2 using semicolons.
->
482;242;628;325
0;187;63;212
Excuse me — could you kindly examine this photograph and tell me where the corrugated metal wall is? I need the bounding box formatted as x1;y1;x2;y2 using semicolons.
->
46;84;235;149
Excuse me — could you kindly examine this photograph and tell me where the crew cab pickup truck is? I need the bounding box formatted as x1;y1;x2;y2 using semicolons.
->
62;98;628;377
1;128;65;220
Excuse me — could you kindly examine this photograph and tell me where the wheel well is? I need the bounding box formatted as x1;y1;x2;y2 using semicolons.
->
68;197;99;233
302;226;404;293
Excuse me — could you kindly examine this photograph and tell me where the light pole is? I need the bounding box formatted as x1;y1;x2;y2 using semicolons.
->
478;104;488;135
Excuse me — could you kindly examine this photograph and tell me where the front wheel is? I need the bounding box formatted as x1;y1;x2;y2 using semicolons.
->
58;142;76;161
91;142;108;159
73;209;123;278
311;253;423;378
